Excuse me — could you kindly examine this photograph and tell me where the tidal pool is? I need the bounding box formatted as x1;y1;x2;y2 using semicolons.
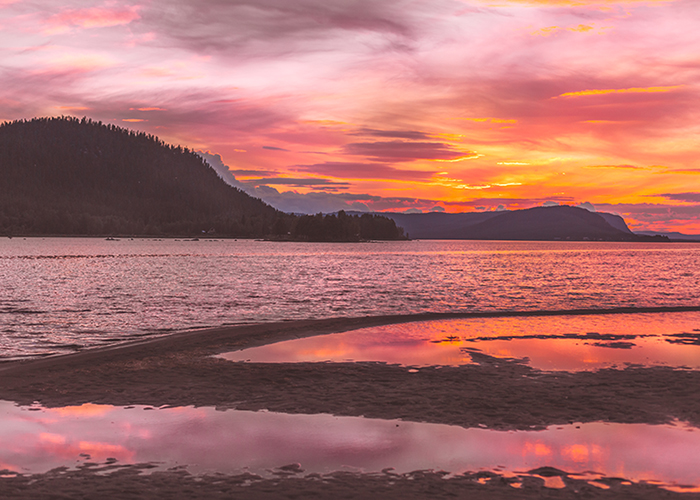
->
1;401;699;492
218;312;700;371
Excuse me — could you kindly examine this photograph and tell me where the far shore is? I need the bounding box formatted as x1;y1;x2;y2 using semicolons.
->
4;233;700;242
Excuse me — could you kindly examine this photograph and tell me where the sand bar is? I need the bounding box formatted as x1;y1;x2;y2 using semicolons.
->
1;308;700;498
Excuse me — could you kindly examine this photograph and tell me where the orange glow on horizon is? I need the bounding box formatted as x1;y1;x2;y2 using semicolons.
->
556;86;684;98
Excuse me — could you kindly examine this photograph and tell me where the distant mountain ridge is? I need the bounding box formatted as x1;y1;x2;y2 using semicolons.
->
372;206;667;241
635;230;700;242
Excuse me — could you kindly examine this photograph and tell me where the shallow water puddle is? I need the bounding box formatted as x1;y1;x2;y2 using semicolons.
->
218;312;700;371
1;401;700;491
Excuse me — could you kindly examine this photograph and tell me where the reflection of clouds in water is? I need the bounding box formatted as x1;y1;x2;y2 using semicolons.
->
1;402;700;488
219;312;700;371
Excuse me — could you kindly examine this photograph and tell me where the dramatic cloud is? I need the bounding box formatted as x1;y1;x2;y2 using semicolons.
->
1;0;699;231
243;178;351;189
229;169;279;177
197;151;246;189
556;86;684;98
660;193;700;203
240;187;446;214
343;141;480;162
293;162;437;180
350;129;432;140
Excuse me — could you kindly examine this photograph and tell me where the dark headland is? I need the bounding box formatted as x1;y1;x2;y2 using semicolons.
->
0;117;404;241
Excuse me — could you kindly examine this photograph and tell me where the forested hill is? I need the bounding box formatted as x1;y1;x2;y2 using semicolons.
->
0;117;404;240
0;117;283;236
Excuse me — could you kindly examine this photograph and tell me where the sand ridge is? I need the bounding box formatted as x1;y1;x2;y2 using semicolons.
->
1;311;700;498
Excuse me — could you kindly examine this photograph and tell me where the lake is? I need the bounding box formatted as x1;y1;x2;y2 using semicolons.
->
1;237;699;360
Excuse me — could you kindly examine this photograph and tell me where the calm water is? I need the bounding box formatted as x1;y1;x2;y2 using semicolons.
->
1;237;699;359
3;401;700;491
218;312;700;371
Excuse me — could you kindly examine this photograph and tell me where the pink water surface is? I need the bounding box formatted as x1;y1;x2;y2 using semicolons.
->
1;401;699;491
219;312;700;371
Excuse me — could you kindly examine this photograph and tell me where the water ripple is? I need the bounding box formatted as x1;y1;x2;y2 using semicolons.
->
0;238;699;359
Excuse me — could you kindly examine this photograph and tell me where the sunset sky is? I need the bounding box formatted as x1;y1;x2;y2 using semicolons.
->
1;0;699;232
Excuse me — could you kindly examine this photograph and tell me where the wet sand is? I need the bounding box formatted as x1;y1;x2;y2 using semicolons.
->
2;312;700;499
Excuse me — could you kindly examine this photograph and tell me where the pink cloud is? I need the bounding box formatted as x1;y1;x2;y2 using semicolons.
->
44;5;141;34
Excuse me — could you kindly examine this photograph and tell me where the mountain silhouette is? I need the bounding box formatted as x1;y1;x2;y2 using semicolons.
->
0;116;285;236
0;117;404;240
380;206;667;241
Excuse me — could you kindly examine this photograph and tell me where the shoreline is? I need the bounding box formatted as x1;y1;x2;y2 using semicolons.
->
2;305;700;367
2;309;700;498
1;307;699;425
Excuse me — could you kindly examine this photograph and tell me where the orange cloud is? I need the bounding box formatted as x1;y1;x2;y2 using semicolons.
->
568;24;594;32
431;154;484;162
556;86;683;98
532;26;559;36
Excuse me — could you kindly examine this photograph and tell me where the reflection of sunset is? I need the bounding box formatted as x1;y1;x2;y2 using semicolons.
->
0;461;21;473
1;401;700;490
39;433;66;445
77;441;133;460
219;312;700;371
304;345;354;359
38;435;134;462
562;444;605;464
523;442;552;457
49;403;113;417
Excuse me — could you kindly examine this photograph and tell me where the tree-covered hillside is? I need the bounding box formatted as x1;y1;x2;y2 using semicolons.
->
0;117;405;240
0;116;285;236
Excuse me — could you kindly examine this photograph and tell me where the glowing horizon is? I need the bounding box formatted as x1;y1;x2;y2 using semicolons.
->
0;0;698;232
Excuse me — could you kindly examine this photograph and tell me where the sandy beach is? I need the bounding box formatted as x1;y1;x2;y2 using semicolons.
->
2;312;700;499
